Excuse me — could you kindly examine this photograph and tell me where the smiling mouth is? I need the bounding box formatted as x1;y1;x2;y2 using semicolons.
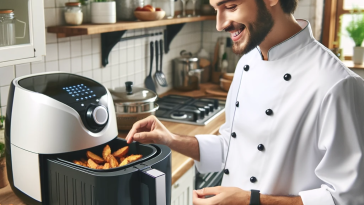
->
232;24;246;37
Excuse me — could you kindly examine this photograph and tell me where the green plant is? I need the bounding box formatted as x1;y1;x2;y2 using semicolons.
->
0;142;4;160
346;8;364;47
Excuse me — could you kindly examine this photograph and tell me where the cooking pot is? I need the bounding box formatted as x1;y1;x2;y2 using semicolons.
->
109;81;159;130
172;50;203;91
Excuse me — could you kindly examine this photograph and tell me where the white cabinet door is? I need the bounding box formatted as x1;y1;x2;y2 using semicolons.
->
171;166;195;205
0;0;45;67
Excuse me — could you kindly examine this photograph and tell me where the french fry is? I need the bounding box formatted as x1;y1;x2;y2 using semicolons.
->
119;157;125;163
119;158;129;167
96;165;104;169
88;159;98;169
109;155;119;168
113;146;129;158
73;160;85;167
80;158;88;165
87;151;105;164
102;145;111;161
103;163;110;169
126;154;142;163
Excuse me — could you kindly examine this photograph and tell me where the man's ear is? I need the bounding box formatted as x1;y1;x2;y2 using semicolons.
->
266;0;279;7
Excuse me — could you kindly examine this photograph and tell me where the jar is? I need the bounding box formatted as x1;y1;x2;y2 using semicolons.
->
64;2;83;25
0;10;27;47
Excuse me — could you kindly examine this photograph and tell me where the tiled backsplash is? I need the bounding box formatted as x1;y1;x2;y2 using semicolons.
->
1;0;362;116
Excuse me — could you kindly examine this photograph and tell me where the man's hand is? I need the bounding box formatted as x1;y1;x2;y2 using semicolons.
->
193;186;250;205
125;115;175;146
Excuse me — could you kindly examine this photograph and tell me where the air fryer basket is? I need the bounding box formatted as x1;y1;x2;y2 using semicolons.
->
56;137;157;171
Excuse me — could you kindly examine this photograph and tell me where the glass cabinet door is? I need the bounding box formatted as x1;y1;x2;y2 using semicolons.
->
0;0;45;66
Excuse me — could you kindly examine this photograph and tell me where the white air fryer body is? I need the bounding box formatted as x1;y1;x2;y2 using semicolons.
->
6;72;118;203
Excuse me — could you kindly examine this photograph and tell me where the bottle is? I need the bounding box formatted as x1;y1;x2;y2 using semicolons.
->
64;2;83;25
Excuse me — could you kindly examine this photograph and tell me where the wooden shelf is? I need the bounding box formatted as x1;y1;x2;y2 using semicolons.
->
47;15;216;38
343;60;364;70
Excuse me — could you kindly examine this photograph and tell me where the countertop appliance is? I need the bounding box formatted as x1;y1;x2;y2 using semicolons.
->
4;72;171;205
155;95;225;125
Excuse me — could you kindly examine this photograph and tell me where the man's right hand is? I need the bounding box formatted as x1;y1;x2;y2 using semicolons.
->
125;115;175;146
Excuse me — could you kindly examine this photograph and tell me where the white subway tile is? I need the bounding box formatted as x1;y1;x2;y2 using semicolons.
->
44;0;55;8
46;61;59;72
57;37;70;43
46;43;58;61
127;47;135;62
92;53;101;69
119;48;127;63
119;76;127;85
1;86;10;106
82;38;92;56
82;70;93;79
82;35;92;40
31;62;46;74
92;36;101;54
135;71;142;85
0;66;15;87
93;69;102;83
55;8;65;25
1;106;6;117
134;59;142;73
71;40;82;57
102;82;111;89
59;59;71;72
134;46;143;60
119;63;127;77
111;65;119;80
110;50;119;65
71;57;82;73
15;63;31;77
71;36;81;41
127;61;135;76
82;55;93;71
111;79;119;89
126;75;135;83
58;41;71;59
46;32;58;44
119;41;127;49
102;67;111;82
44;8;57;27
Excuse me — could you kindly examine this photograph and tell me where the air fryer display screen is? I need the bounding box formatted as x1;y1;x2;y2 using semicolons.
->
18;73;107;108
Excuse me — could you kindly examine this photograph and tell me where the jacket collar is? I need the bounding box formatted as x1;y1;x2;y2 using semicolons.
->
256;19;314;61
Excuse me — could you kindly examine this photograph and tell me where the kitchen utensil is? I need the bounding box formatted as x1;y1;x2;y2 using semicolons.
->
145;41;156;92
5;72;171;205
109;81;159;130
173;50;203;91
115;0;143;21
134;10;165;21
155;39;168;87
0;10;27;47
200;58;211;83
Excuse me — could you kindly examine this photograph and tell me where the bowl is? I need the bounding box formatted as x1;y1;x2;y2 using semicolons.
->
134;11;165;21
222;73;234;81
220;78;232;92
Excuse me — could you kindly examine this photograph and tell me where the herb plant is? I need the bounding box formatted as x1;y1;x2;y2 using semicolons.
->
346;8;364;47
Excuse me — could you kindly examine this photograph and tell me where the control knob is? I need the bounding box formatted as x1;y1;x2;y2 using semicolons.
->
86;104;108;127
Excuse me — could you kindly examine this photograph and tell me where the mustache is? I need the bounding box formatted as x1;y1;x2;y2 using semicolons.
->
223;24;245;32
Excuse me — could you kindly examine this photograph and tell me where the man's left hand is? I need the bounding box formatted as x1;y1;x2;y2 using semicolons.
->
193;186;250;205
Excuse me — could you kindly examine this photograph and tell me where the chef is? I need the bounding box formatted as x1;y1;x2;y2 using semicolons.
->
126;0;364;204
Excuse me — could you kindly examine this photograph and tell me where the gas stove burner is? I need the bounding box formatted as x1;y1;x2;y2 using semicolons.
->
155;95;225;125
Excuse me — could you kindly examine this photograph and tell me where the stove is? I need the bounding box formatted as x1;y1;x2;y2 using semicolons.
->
155;95;225;125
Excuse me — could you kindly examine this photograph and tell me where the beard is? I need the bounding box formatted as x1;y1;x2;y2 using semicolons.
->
227;0;274;55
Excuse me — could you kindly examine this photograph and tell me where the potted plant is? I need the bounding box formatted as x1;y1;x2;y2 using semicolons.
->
0;141;8;189
346;8;364;65
91;0;116;24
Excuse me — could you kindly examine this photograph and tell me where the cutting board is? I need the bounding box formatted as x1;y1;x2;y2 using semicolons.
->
205;87;228;97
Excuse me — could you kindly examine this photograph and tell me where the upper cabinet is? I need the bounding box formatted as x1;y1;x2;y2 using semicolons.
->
0;0;46;67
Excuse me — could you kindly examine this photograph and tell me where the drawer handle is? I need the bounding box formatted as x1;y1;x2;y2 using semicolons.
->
173;183;179;189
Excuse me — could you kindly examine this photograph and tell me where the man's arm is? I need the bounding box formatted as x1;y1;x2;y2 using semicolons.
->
125;115;201;161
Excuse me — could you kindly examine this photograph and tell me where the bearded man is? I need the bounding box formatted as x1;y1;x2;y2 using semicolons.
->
126;0;364;204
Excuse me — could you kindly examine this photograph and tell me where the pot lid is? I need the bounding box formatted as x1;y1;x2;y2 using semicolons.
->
0;10;13;14
176;50;199;62
109;81;157;103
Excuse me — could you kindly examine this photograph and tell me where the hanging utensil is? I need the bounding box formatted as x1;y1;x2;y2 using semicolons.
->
155;39;168;87
144;41;156;92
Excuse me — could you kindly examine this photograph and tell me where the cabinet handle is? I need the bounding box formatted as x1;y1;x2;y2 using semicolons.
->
173;183;179;189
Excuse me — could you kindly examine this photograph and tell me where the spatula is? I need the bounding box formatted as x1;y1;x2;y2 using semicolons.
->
145;41;156;92
154;39;168;87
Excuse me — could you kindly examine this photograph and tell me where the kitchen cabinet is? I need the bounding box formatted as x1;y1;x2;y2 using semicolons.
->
0;0;46;67
171;165;195;205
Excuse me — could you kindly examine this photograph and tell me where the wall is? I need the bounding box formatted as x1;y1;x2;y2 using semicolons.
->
0;0;202;116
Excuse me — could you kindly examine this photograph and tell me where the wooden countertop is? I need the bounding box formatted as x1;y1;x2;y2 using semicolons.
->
0;83;227;204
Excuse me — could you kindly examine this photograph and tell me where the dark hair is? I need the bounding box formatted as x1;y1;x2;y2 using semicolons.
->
279;0;298;14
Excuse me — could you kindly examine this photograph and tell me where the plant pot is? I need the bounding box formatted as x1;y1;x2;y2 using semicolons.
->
0;158;8;189
91;2;116;24
353;47;364;65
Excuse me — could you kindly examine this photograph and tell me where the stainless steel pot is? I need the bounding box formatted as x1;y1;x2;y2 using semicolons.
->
115;0;143;21
109;81;159;130
173;50;203;91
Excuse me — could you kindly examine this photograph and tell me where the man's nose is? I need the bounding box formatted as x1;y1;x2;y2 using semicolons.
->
216;11;230;32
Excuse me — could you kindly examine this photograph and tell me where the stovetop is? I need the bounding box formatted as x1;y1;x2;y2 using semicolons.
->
155;95;225;125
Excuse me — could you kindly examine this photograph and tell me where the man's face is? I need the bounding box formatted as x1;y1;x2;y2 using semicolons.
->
211;0;274;55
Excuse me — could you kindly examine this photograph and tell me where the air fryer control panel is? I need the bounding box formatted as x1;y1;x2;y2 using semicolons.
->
18;73;108;133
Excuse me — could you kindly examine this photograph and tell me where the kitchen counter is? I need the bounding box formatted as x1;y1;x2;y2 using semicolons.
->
0;83;227;204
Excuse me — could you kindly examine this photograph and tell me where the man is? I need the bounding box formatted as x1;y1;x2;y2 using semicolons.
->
126;0;364;204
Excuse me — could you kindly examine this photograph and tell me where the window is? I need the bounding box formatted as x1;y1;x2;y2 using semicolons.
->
322;0;363;59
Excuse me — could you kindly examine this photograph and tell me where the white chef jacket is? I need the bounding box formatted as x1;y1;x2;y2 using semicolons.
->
195;19;364;205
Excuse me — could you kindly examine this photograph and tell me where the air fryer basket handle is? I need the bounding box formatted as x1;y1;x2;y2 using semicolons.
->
141;168;166;205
